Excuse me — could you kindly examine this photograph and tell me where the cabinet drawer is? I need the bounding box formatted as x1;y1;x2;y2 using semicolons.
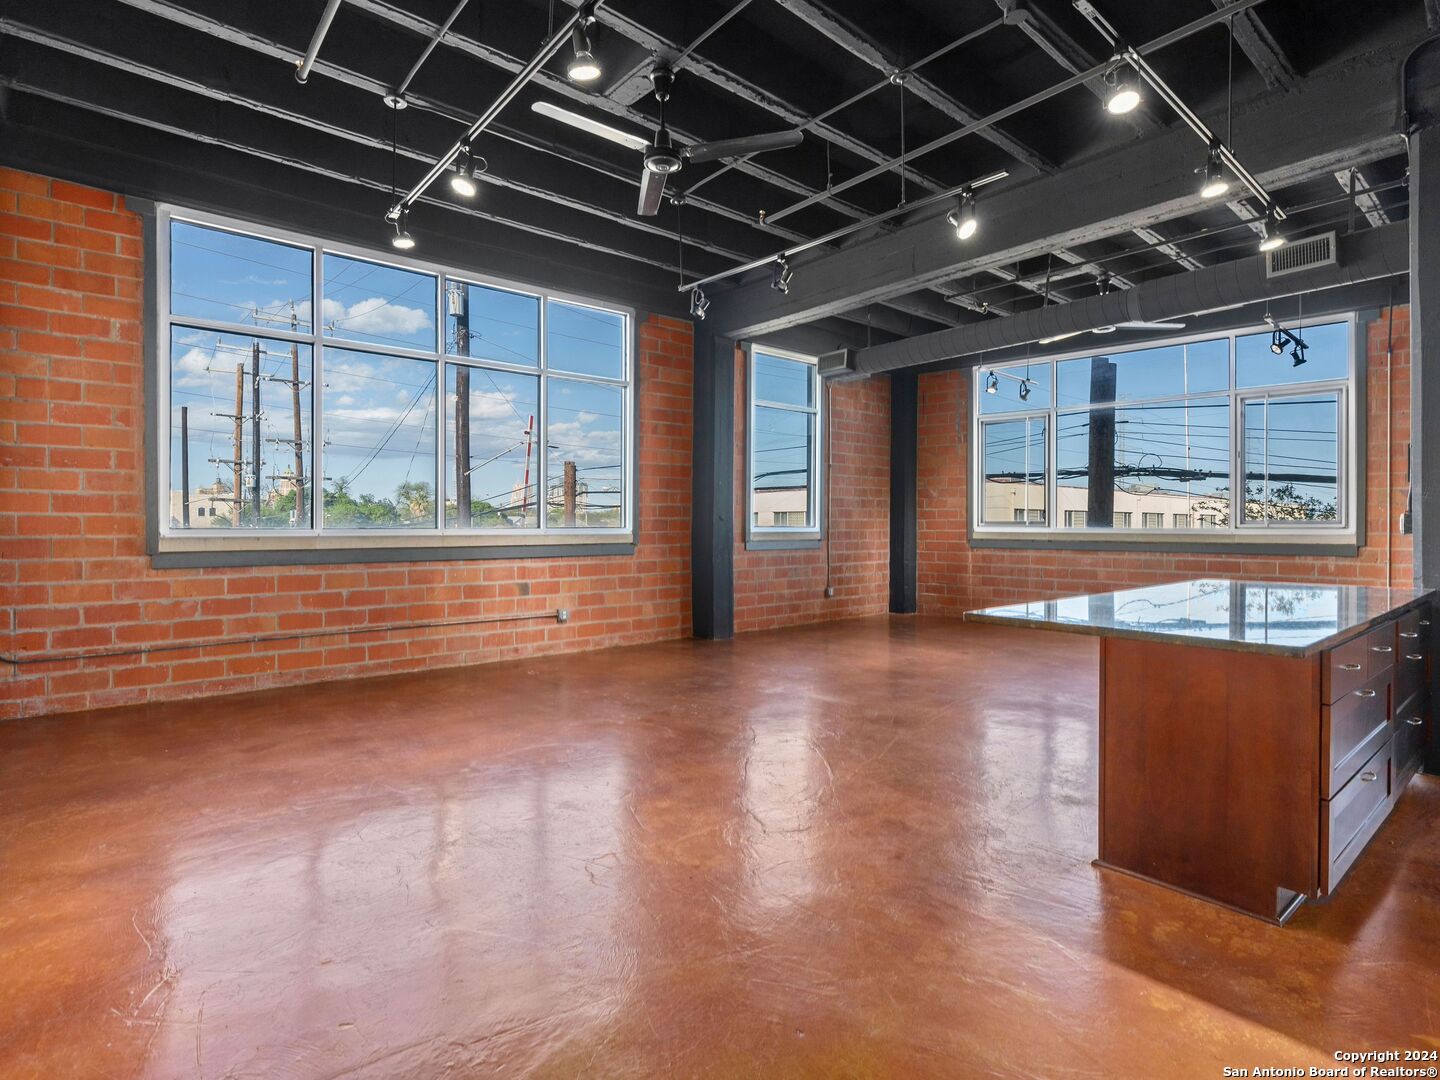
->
1322;670;1391;798
1395;706;1426;787
1363;622;1396;677
1323;634;1370;704
1397;606;1431;654
1322;737;1392;895
1396;643;1428;707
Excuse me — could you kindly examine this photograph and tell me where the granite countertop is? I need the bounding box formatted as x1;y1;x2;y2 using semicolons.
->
964;579;1434;656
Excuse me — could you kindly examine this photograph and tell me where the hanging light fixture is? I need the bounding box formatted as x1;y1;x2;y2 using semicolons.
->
1198;143;1230;199
450;146;486;198
390;207;415;250
946;188;978;241
1103;61;1141;115
1269;329;1285;355
1291;343;1308;367
1018;378;1032;401
1258;203;1286;252
771;257;793;294
689;287;710;321
567;7;602;83
985;371;999;395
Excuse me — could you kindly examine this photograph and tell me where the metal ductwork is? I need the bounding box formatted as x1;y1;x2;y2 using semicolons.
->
846;223;1409;376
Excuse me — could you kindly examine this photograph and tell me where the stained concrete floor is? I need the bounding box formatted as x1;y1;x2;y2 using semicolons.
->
1;615;1437;1079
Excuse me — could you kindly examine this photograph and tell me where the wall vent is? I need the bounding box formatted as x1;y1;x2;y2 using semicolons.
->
818;347;865;380
1265;231;1337;279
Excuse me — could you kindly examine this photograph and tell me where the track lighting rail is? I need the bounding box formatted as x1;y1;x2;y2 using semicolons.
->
760;0;1269;228
294;0;343;84
385;0;605;224
678;171;1009;295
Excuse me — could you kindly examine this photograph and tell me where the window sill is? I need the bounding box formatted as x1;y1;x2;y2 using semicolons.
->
151;532;635;568
745;534;823;552
968;532;1359;557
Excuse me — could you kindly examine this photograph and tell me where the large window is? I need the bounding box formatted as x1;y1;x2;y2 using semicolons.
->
158;208;633;548
749;346;822;538
972;318;1357;545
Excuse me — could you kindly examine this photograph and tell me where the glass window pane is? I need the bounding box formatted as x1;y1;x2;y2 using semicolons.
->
1057;398;1230;530
978;364;1051;414
980;418;1047;525
753;352;814;407
1237;320;1349;388
169;328;313;530
445;365;540;528
1241;392;1341;524
323;254;436;352
546;377;624;528
170;221;312;331
1056;339;1228;407
445;281;538;367
752;406;813;528
546;299;625;380
321;349;438;529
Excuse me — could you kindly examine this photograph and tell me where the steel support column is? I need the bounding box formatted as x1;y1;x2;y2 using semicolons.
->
889;370;918;614
693;331;736;639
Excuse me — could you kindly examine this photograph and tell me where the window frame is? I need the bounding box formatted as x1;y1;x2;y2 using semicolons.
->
153;204;635;558
968;314;1362;550
745;344;824;546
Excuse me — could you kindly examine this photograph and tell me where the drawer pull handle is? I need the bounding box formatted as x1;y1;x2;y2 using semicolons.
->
1407;717;1424;727
1338;662;1362;671
1371;645;1394;653
1361;771;1379;782
1400;631;1420;639
1354;689;1378;698
1407;653;1424;661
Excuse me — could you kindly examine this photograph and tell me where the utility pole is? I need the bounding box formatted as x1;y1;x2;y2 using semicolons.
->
290;302;305;526
450;283;472;526
563;459;577;527
180;405;191;527
251;341;263;525
521;413;534;521
232;361;244;523
1087;357;1118;528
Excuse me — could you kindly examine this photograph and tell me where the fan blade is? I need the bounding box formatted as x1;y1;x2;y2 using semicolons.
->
637;169;668;216
1112;321;1187;331
682;129;804;164
531;102;649;152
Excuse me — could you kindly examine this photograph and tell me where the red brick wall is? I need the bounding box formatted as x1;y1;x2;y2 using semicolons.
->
733;347;890;632
0;168;694;720
916;307;1414;614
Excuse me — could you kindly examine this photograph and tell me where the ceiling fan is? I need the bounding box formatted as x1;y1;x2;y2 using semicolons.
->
531;67;804;216
1037;273;1185;344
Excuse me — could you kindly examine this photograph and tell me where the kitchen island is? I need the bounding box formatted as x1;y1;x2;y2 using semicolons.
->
966;579;1434;923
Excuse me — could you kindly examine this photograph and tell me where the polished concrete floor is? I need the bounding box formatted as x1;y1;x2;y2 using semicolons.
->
2;616;1438;1079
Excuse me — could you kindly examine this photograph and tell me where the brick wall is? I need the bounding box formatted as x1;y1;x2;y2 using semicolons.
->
732;347;891;632
916;307;1414;614
0;168;694;720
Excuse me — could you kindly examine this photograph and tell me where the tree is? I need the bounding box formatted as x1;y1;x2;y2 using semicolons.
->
395;481;434;523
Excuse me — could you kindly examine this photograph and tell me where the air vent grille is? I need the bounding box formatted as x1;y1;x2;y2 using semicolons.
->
1266;231;1337;278
818;347;865;380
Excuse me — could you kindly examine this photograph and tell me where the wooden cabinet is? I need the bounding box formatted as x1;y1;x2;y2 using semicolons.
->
1099;601;1432;922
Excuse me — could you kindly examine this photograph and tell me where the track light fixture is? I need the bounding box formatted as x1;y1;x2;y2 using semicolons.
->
689;287;710;321
1198;143;1230;200
449;146;487;198
771;257;793;294
1270;329;1285;355
985;371;999;395
1103;61;1141;115
1018;378;1032;402
567;7;601;83
1267;321;1307;365
1291;344;1307;367
1258;203;1286;252
390;208;415;250
946;189;978;241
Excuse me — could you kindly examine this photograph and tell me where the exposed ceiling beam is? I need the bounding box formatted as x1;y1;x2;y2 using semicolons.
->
704;38;1408;337
772;0;1055;177
1130;225;1206;270
1212;0;1297;91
